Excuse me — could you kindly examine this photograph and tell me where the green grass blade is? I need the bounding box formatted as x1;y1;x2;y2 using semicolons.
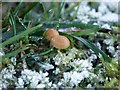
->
17;16;27;30
41;2;48;20
14;1;23;16
19;48;53;61
0;24;43;48
72;2;80;20
19;2;38;17
74;36;112;62
60;31;111;62
37;48;53;57
65;3;79;13
39;21;100;29
1;28;7;34
9;11;16;36
1;47;29;62
72;28;101;36
57;2;65;18
48;9;55;20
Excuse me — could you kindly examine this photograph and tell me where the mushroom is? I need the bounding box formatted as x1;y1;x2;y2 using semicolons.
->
43;28;59;40
50;35;70;49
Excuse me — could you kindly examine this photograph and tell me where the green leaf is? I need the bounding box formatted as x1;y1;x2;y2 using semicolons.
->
72;28;101;36
39;21;100;29
65;3;79;13
37;48;54;57
0;24;43;48
72;2;80;20
9;11;17;36
17;16;27;30
48;9;55;20
1;47;29;62
41;2;48;20
73;36;112;62
13;1;23;16
57;2;65;18
105;78;118;87
19;2;38;18
19;48;54;61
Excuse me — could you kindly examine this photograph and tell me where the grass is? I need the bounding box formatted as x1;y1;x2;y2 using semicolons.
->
1;2;119;88
1;24;43;48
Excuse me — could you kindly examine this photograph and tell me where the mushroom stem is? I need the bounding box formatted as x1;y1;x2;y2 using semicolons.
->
57;50;63;56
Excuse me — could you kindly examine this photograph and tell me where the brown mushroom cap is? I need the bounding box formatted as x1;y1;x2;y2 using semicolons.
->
50;35;70;49
44;28;59;40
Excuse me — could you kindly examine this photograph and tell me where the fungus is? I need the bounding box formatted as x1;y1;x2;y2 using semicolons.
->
44;28;59;40
50;35;70;49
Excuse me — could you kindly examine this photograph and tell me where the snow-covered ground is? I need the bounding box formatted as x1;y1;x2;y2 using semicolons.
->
1;1;119;88
72;1;119;24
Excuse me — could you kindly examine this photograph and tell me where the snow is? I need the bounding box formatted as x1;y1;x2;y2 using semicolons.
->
1;1;119;88
74;1;119;26
107;46;115;54
99;12;118;22
39;63;54;70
